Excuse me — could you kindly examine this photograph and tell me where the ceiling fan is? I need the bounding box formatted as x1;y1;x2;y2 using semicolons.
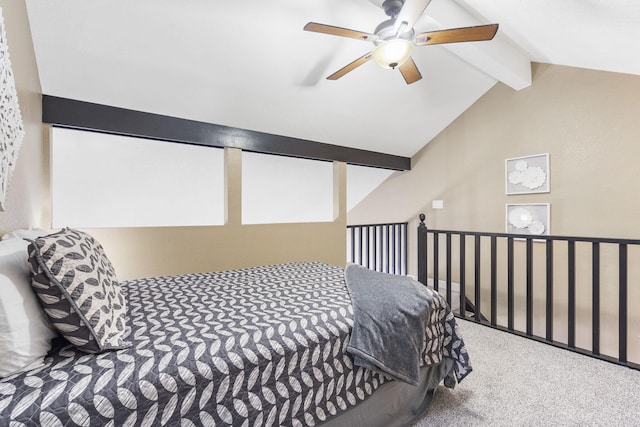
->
303;0;498;84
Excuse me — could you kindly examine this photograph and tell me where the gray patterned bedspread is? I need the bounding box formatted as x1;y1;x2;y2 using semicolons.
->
0;262;470;426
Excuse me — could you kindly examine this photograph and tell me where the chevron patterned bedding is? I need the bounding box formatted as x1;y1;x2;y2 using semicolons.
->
0;262;469;426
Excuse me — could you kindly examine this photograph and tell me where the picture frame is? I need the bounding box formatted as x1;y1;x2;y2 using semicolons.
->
506;203;550;237
505;153;549;195
0;9;25;211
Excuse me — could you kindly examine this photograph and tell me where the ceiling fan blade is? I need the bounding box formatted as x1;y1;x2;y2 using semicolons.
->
326;52;373;80
304;22;379;42
393;0;432;32
398;57;422;84
414;24;499;46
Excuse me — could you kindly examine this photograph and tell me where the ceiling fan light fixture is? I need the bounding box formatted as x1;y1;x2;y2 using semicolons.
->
372;38;413;69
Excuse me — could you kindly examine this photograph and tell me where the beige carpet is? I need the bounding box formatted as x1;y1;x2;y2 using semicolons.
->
414;319;640;426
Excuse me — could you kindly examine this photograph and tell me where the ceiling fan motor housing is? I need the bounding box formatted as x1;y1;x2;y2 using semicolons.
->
381;0;404;18
373;19;414;44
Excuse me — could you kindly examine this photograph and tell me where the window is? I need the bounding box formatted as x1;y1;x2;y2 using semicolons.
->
242;152;333;224
51;128;224;228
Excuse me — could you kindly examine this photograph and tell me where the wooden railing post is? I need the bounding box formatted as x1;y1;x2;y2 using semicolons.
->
418;213;428;286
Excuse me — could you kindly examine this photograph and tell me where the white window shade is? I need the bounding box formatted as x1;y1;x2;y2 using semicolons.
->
51;128;224;228
242;152;333;224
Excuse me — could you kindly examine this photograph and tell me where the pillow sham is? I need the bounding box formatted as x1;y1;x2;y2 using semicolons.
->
27;228;131;353
0;235;57;378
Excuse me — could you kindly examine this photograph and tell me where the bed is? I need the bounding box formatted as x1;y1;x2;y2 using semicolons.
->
0;228;470;426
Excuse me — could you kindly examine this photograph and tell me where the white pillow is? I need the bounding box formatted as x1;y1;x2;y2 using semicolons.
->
1;228;49;241
0;235;57;378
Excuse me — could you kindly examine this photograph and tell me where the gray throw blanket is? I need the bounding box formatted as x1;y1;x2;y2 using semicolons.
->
344;264;433;386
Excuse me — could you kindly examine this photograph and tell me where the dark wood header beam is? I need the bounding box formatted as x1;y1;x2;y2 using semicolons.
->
42;96;411;171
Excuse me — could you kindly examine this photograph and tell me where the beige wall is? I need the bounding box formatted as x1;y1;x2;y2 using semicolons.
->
0;1;46;233
86;220;346;281
349;63;640;361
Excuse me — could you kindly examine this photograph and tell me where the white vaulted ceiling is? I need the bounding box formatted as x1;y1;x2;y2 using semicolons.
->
24;0;640;158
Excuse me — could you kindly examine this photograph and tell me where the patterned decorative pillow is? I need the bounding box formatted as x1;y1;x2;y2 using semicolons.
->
26;228;131;353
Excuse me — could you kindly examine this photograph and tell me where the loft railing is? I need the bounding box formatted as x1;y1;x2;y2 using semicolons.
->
347;222;407;275
417;214;640;370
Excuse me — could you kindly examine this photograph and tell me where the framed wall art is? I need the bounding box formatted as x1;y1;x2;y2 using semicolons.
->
0;8;25;211
506;203;550;237
505;153;549;195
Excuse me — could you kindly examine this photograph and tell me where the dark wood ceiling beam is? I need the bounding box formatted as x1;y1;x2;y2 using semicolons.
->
42;95;410;171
